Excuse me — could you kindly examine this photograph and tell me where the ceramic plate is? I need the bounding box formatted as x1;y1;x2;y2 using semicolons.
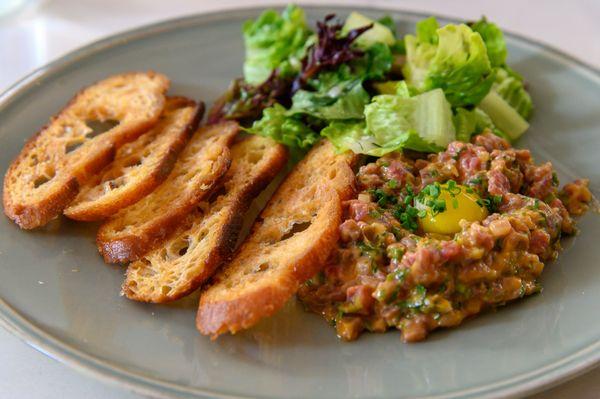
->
0;6;598;399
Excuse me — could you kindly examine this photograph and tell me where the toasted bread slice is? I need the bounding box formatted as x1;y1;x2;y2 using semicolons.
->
96;122;238;264
3;72;170;229
64;97;203;221
122;136;288;303
197;140;357;337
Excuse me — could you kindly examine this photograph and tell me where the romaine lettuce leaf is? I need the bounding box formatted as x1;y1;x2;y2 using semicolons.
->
243;5;312;85
322;88;454;156
342;12;396;48
474;67;532;140
322;120;441;157
403;19;494;107
425;24;495;107
321;120;379;155
453;107;495;142
373;80;411;97
494;67;533;119
478;90;529;140
352;42;394;81
377;15;397;37
402;18;438;90
470;17;507;67
244;104;319;159
366;88;455;148
415;16;439;44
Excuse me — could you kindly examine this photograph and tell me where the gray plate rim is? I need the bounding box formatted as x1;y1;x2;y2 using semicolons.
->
0;4;598;399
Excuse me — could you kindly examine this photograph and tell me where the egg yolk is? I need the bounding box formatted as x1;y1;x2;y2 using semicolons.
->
416;183;488;235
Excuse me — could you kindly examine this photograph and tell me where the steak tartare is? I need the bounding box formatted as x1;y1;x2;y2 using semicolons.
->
298;132;592;342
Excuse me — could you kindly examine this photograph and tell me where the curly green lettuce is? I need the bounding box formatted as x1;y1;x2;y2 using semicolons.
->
453;107;495;142
244;104;319;159
494;67;533;119
243;5;313;85
476;68;533;140
290;77;369;120
289;43;392;120
470;17;507;67
403;18;495;107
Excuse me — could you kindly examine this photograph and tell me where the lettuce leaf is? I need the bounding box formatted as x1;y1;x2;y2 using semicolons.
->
425;24;495;106
415;16;439;44
475;67;532;140
494;67;533;119
403;19;494;107
453;107;495;141
377;15;397;37
478;90;529;141
402;18;439;90
289;44;392;121
322;88;454;156
366;88;455;149
351;42;394;81
342;12;396;48
321;120;379;155
243;5;313;85
244;104;319;159
470;17;507;67
322;120;441;157
290;78;369;120
373;80;412;96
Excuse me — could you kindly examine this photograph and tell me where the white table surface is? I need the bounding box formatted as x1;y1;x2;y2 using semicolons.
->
1;1;598;398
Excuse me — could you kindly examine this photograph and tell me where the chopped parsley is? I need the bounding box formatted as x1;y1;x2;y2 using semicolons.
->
391;185;421;232
469;176;483;185
369;209;382;218
394;205;420;232
368;188;397;207
477;194;503;213
446;180;461;196
416;182;448;216
387;246;405;261
388;268;409;282
402;285;428;311
552;172;559;186
452;197;459;209
357;241;382;258
420;182;441;199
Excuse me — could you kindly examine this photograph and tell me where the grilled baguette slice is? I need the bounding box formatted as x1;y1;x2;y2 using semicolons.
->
97;122;238;264
197;140;357;337
122;135;288;303
64;97;203;221
3;72;169;229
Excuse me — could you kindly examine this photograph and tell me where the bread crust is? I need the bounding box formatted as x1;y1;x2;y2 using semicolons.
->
196;140;357;337
3;71;170;229
64;97;204;221
197;187;342;336
96;122;239;263
122;136;288;302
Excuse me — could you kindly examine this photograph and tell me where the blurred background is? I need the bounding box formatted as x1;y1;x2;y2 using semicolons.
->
1;1;598;398
1;0;599;92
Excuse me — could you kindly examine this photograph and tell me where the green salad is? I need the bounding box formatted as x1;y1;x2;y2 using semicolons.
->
208;5;533;159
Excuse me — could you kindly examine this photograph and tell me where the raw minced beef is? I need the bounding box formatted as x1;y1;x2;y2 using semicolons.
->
298;132;592;342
